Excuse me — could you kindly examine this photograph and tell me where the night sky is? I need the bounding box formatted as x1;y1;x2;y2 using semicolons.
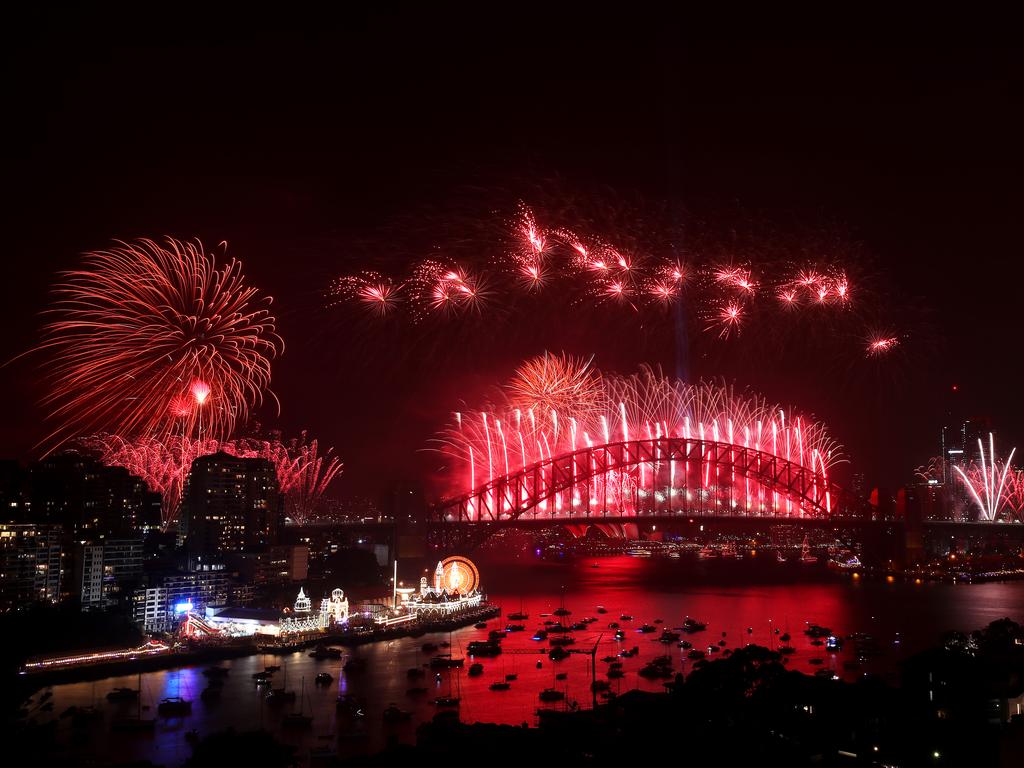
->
3;8;1021;499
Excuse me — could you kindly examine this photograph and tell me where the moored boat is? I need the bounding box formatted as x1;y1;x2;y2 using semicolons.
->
343;658;367;673
682;617;707;633
429;655;465;669
106;687;139;702
467;640;502;656
548;646;570;661
157;697;192;716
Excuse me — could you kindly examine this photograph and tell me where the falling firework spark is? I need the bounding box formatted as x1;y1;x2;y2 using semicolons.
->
39;238;282;449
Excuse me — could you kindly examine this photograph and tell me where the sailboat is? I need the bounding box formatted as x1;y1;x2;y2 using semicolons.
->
282;677;312;728
553;591;571;617
433;633;462;707
267;660;296;704
112;672;155;731
433;674;460;707
490;653;513;690
507;597;529;621
429;628;465;669
158;672;192;717
71;682;102;728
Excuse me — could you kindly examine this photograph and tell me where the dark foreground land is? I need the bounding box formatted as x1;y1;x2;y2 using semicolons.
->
8;618;1024;768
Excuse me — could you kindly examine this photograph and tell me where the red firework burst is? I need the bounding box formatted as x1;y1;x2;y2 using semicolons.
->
86;431;342;527
40;238;282;449
866;335;900;356
1004;469;1024;521
505;352;603;422
711;301;745;338
231;432;344;524
329;271;403;317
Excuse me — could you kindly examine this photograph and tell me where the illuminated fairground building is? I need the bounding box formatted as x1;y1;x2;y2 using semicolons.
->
186;587;350;638
402;556;484;619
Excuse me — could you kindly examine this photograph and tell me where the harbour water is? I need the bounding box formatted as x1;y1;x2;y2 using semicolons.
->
27;554;1024;765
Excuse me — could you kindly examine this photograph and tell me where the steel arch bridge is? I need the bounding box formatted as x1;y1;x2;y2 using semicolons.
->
432;436;845;525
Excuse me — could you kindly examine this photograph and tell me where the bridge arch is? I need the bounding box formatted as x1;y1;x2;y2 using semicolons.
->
433;437;842;523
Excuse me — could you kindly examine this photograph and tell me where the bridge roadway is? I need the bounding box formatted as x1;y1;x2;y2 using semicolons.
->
283;517;1024;557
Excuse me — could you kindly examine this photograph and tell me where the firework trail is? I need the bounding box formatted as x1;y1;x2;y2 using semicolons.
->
85;431;342;527
953;433;1018;522
438;360;843;518
39;238;283;450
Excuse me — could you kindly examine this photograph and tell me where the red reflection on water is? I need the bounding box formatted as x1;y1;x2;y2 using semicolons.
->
33;555;1024;763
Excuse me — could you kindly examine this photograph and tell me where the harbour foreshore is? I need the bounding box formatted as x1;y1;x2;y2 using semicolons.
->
18;602;500;687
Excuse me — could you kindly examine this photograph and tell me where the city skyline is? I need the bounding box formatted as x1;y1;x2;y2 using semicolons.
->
3;11;1023;767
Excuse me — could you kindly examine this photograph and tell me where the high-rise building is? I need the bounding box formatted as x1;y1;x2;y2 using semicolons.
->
0;460;30;518
27;453;156;539
181;452;282;556
940;420;991;482
75;538;145;611
254;544;309;583
0;523;62;610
